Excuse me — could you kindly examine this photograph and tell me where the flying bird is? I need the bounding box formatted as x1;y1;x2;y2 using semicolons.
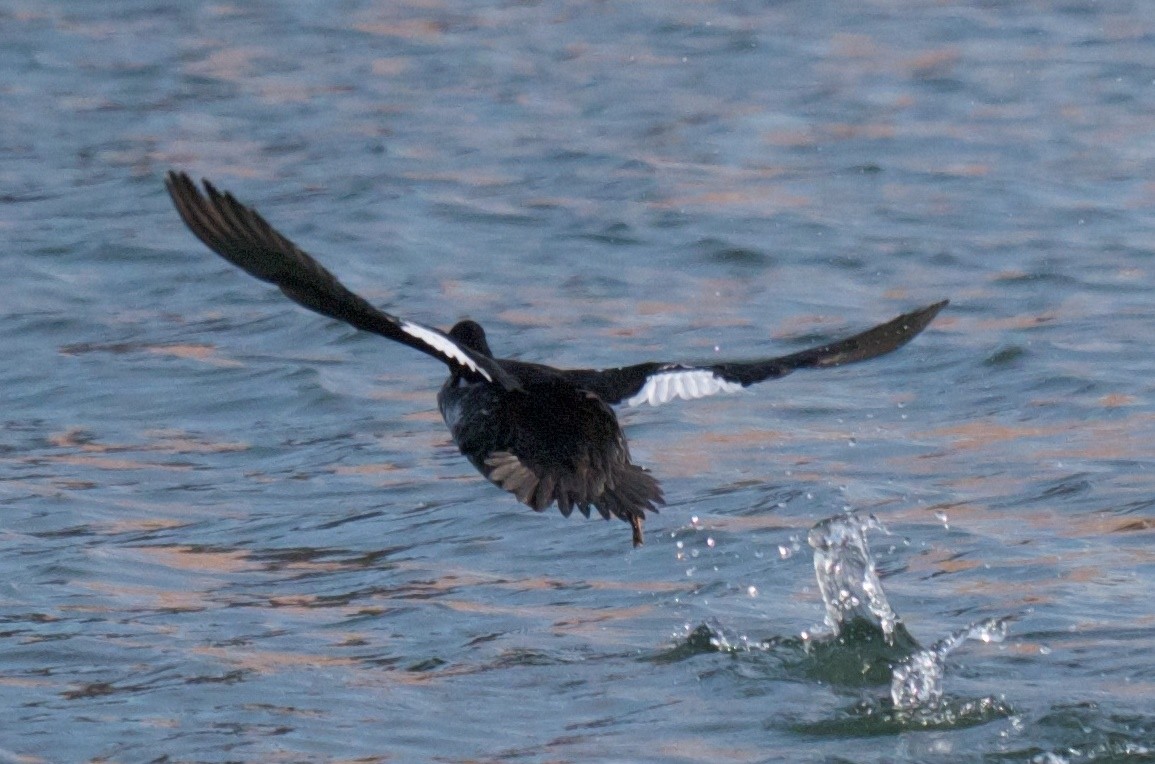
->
165;171;947;547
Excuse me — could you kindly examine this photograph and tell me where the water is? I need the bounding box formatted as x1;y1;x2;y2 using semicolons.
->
890;618;1009;711
806;511;1011;716
4;1;1155;761
669;514;1013;736
808;513;902;644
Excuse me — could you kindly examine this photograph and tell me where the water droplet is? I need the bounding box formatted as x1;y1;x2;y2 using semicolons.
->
706;537;715;548
747;585;758;597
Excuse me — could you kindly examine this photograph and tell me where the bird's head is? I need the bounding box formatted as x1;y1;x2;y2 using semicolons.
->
448;320;493;357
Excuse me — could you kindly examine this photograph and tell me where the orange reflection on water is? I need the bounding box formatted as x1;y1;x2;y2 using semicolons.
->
74;581;210;614
192;645;360;674
135;544;257;574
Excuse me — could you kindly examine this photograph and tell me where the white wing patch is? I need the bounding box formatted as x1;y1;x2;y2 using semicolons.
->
625;368;744;407
399;321;492;382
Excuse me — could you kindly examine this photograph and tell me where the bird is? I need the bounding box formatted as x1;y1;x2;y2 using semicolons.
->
164;170;947;547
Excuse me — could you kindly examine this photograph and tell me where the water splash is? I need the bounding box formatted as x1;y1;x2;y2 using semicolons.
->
890;617;1010;709
654;620;760;663
800;513;1015;729
808;513;900;643
659;511;1014;730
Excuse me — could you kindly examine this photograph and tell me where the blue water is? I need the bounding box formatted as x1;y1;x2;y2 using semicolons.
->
4;1;1155;761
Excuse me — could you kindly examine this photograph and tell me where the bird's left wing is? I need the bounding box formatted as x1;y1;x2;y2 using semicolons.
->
165;171;521;391
563;300;948;407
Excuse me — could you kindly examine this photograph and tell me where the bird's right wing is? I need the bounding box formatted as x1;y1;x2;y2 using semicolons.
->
164;171;521;390
563;300;948;406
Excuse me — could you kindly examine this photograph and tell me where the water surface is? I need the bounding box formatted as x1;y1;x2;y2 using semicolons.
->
3;1;1155;761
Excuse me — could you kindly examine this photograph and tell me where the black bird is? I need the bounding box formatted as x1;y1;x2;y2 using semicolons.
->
164;171;947;547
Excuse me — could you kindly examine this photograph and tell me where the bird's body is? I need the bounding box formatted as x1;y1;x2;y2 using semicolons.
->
164;171;947;547
439;363;658;546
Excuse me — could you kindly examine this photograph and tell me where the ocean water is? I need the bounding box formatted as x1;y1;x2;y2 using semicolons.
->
3;1;1155;761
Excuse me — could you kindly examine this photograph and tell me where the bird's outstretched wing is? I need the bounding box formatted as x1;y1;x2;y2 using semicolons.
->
563;300;948;406
164;171;521;391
